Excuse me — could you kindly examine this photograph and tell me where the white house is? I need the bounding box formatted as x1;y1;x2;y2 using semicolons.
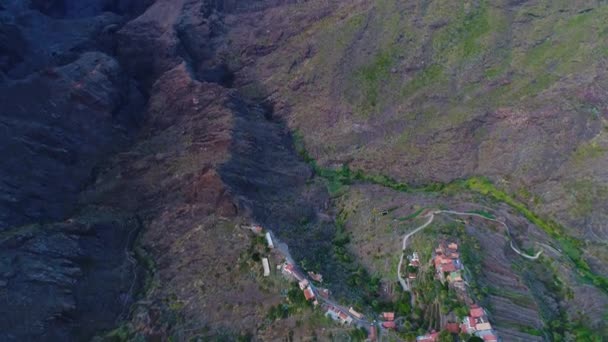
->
265;232;274;249
262;258;270;277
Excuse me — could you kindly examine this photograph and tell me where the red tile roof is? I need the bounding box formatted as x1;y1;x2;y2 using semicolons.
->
446;323;460;334
382;312;395;321
303;287;315;300
369;326;377;342
470;305;485;318
441;262;457;272
483;334;498;341
417;332;439;342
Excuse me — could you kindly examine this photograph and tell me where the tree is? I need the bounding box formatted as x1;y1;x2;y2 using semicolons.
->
437;330;453;342
468;337;484;342
349;327;367;341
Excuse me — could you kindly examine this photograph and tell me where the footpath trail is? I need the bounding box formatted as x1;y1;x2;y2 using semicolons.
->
397;209;544;291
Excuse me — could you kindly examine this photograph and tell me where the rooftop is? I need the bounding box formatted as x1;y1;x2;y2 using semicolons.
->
382;312;395;321
470;305;485;318
303;287;315;301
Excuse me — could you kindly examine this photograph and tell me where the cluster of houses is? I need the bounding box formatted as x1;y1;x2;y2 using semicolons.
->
414;241;499;341
461;304;499;341
415;304;498;341
281;262;319;305
245;224;375;337
434;242;465;291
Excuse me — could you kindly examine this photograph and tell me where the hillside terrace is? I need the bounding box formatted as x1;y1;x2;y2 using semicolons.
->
416;241;499;341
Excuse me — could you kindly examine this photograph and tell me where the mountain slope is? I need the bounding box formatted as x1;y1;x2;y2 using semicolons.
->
228;0;608;277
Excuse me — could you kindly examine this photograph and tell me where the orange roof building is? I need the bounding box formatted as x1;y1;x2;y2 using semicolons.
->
470;305;485;318
303;287;315;301
382;312;395;321
368;325;377;342
446;323;460;334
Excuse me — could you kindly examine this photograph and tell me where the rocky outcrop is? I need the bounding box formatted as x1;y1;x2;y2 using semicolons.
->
0;52;141;229
0;1;146;340
0;208;140;341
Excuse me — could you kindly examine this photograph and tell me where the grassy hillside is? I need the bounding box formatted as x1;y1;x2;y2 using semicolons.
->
231;0;608;275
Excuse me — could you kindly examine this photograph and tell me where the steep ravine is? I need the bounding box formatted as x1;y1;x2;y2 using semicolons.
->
3;1;608;341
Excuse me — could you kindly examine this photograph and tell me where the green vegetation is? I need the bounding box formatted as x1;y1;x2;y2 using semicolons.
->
401;64;446;97
294;139;608;336
267;283;312;321
357;49;394;111
467;209;495;219
459;177;608;293
398;207;426;221
349;327;368;341
572;141;606;164
296;141;608;295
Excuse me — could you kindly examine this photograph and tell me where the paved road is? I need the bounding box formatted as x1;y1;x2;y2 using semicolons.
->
396;209;544;291
436;210;543;259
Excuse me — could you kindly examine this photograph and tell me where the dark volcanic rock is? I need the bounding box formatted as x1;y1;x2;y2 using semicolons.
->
0;22;26;75
29;0;155;18
0;52;142;229
0;208;140;341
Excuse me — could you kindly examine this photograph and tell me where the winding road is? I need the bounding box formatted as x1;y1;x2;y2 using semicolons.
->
397;209;543;291
397;212;434;291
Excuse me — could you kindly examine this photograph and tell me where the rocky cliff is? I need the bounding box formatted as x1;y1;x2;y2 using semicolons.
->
1;0;608;341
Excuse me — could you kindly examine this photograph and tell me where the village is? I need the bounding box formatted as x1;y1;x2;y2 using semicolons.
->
242;218;500;342
411;241;498;342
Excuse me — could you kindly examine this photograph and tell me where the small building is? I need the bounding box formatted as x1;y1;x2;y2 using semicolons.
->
470;305;485;318
461;317;476;334
262;258;270;277
252;225;263;234
282;263;295;276
446;322;460;334
349;307;364;320
368;325;377;342
326;306;353;325
308;271;323;282
382;312;395;321
382;321;396;329
318;288;330;298
299;279;309;290
416;332;438;342
477;331;498;341
282;263;305;282
440;261;457;273
448;242;458;251
338;311;353;325
476;322;492;331
303;287;315;301
409;252;421;267
265;232;274;249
